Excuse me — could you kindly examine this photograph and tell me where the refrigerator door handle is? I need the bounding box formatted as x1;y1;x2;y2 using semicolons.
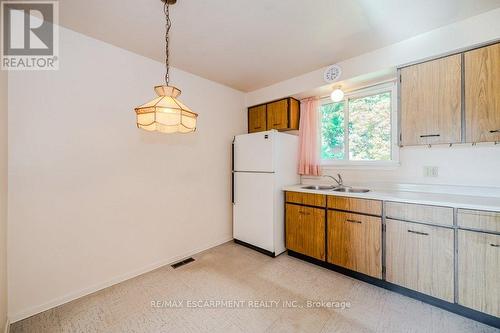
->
232;172;235;204
231;138;235;204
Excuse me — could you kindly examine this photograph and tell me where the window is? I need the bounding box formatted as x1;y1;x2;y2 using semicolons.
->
320;82;398;167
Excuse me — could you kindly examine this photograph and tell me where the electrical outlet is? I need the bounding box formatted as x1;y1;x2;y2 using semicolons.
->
423;166;439;177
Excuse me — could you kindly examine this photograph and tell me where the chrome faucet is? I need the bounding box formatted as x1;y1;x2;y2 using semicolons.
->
323;174;344;187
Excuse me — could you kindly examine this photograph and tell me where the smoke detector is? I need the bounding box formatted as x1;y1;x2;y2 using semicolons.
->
323;64;342;83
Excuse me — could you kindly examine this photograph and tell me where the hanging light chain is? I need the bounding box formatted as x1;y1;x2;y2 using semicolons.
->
164;1;172;85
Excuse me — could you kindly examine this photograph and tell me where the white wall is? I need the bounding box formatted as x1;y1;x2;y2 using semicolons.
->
7;27;246;321
0;68;8;332
246;8;500;189
321;145;500;189
246;8;500;106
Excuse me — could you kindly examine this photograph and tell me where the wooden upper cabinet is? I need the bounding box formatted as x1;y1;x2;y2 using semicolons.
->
248;105;267;133
400;54;462;146
267;99;289;130
247;98;300;133
465;43;500;143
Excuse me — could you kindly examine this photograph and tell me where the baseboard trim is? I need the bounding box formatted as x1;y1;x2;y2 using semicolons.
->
9;237;233;323
233;239;275;257
287;250;500;329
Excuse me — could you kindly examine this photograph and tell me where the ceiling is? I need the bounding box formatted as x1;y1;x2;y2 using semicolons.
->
59;0;500;92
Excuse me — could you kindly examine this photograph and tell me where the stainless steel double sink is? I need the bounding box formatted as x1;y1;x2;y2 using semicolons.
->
301;185;370;193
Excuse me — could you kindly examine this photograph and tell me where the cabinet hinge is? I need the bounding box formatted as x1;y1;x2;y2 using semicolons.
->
382;266;386;274
382;224;386;232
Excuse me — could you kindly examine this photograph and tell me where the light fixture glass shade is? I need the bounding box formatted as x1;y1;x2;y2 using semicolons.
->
330;88;344;102
135;85;198;134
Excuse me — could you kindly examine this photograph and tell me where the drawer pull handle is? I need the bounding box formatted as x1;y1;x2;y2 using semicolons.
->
420;134;440;138
408;230;429;236
254;126;262;129
490;244;500;248
490;129;500;133
346;219;362;224
273;123;280;126
299;211;311;216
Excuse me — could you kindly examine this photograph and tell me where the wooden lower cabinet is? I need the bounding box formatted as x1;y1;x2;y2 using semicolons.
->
458;230;500;317
385;201;453;227
327;211;382;278
285;191;326;208
285;204;325;260
385;219;454;302
328;196;382;216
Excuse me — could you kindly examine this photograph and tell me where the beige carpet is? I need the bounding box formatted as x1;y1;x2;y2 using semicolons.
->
10;242;499;333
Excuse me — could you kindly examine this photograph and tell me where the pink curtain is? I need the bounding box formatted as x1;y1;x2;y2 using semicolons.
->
298;97;321;176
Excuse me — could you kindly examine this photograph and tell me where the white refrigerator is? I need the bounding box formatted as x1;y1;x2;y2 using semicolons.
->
232;130;299;257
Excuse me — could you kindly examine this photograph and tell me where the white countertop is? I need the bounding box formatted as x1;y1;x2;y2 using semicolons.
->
283;184;500;212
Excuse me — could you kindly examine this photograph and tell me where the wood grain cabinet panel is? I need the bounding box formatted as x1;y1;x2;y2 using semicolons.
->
267;99;289;130
285;191;326;207
288;98;300;130
248;105;267;133
458;230;500;317
457;209;500;233
465;43;500;143
385;201;454;227
327;211;382;278
328;196;382;216
285;204;325;260
385;219;454;302
400;54;462;146
248;98;300;133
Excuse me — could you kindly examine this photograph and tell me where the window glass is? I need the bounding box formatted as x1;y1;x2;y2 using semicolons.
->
348;92;392;161
320;102;345;160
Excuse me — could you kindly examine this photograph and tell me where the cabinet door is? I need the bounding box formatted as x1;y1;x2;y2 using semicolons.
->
248;105;267;133
400;54;462;146
385;219;454;301
465;43;500;143
267;99;289;130
286;204;325;260
327;211;382;278
458;230;500;317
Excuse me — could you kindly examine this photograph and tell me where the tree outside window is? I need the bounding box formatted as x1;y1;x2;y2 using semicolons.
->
321;89;393;163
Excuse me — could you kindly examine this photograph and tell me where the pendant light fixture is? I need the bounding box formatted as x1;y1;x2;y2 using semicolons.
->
134;0;198;134
330;87;344;102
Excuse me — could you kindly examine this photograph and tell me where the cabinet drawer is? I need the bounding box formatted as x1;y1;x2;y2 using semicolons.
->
457;209;500;233
328;196;382;216
385;219;454;302
327;211;382;278
385;201;453;227
285;204;325;260
458;230;500;317
285;191;326;207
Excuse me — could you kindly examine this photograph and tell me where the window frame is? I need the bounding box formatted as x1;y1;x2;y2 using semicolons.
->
320;81;399;170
